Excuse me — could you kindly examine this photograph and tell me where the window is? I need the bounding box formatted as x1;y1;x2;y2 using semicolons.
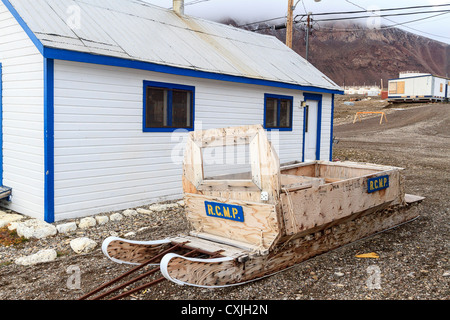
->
389;81;405;94
304;105;309;133
264;94;293;131
397;81;405;94
144;81;195;132
388;82;397;94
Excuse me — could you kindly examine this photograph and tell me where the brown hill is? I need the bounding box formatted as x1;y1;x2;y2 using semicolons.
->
225;19;450;88
290;23;450;88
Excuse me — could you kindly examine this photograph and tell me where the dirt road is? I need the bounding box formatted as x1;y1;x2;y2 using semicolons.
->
0;102;448;301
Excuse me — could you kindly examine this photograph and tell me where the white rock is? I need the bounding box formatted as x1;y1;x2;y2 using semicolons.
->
109;231;119;237
148;203;178;212
335;272;345;277
443;271;450;277
56;222;77;234
137;226;151;233
0;211;25;228
70;237;97;254
148;204;167;211
16;219;57;239
110;213;123;221
124;232;136;238
15;249;57;266
95;215;109;225
7;222;19;231
176;200;185;207
136;208;153;215
122;209;138;217
78;217;96;229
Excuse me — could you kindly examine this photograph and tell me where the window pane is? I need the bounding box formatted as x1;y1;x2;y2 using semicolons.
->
172;90;191;128
266;98;277;128
279;99;291;128
388;82;397;94
304;105;309;133
146;87;168;128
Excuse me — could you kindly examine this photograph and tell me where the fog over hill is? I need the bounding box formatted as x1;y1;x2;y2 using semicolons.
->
223;19;450;88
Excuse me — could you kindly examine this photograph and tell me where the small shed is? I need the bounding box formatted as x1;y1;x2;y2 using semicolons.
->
388;72;449;103
0;0;342;222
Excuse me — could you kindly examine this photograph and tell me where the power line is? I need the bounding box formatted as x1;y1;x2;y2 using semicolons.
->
254;9;450;32
185;0;212;6
242;3;450;28
380;11;450;30
310;9;450;23
315;11;450;34
238;16;285;28
300;3;450;17
344;0;365;11
343;1;450;42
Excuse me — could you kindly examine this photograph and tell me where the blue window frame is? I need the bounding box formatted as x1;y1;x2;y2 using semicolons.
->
263;93;293;131
143;80;195;132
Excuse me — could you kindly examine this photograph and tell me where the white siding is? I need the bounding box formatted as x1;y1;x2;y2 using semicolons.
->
0;3;44;219
405;77;432;97
53;60;333;221
433;77;447;98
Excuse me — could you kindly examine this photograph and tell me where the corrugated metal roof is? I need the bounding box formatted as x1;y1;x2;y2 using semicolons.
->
7;0;341;91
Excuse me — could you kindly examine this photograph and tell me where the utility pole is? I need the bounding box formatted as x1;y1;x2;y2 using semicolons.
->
286;0;294;49
286;1;321;60
305;12;311;61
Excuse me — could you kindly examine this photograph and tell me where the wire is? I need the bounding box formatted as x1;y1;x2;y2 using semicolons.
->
315;11;450;33
311;9;450;23
301;3;450;17
237;1;450;41
345;0;365;11
380;11;450;30
343;1;450;42
238;16;286;28
243;3;450;28
185;0;212;6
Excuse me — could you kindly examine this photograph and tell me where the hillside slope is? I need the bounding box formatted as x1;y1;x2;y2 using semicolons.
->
232;20;450;87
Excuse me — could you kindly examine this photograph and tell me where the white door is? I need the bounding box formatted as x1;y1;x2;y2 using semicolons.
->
304;100;318;161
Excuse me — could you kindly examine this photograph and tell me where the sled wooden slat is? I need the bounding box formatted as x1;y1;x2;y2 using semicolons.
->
185;193;280;251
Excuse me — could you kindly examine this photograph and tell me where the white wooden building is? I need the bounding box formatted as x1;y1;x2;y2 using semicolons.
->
0;0;343;222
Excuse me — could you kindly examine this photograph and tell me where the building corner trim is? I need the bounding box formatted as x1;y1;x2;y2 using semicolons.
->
44;58;54;223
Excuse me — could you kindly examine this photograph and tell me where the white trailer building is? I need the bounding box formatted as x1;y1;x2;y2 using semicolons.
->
388;72;449;103
0;0;342;222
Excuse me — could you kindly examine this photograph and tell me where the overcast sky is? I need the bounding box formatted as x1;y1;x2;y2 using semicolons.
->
142;0;450;44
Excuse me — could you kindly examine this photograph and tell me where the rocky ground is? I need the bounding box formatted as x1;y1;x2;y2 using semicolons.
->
0;98;448;303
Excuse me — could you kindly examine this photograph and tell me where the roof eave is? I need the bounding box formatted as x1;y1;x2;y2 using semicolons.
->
43;46;344;95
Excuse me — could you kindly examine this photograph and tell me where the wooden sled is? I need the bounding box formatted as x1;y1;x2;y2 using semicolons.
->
101;125;424;289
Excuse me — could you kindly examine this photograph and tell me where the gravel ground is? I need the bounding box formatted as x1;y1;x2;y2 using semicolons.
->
0;101;448;302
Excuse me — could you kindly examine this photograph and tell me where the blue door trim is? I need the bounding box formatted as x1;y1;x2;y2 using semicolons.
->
329;94;335;161
44;58;55;223
302;93;323;162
